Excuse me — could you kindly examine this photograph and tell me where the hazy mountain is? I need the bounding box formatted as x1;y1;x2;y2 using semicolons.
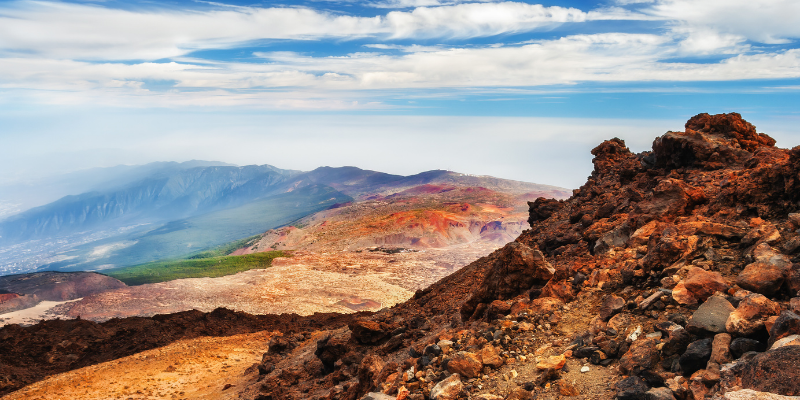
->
0;163;569;275
0;164;299;244
0;160;237;220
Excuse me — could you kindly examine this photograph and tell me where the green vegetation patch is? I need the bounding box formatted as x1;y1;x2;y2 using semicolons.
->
106;250;289;286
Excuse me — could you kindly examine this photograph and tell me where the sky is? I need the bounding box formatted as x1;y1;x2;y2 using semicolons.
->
1;0;800;189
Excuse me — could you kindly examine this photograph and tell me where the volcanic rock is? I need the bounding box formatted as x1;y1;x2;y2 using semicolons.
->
727;346;800;396
646;387;677;400
430;374;463;400
737;262;787;297
767;311;800;347
599;295;625;321
619;338;661;375
726;294;781;337
730;338;767;359
687;294;735;334
616;376;650;400
679;338;713;376
477;345;503;368
445;352;482;379
681;267;729;304
710;333;733;365
350;320;394;345
460;242;554;320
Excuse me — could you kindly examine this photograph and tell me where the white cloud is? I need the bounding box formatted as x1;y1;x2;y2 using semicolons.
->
3;32;800;109
643;0;800;53
0;1;589;60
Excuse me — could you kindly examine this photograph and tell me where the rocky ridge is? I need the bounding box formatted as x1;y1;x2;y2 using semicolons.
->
233;113;800;400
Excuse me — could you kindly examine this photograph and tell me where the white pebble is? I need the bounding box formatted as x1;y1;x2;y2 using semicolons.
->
580;366;590;373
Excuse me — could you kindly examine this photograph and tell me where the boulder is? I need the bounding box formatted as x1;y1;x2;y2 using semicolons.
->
445;352;482;379
768;311;800;347
687;295;735;334
710;333;733;365
430;374;463;400
599;295;625;321
349;320;394;345
460;242;555;320
726;294;781;337
616;376;650;400
619;338;661;375
791;298;800;315
770;335;800;350
730;338;767;359
683;267;729;303
315;330;351;370
737;262;787;297
662;326;693;357
679;338;713;375
729;346;800;396
788;264;800;296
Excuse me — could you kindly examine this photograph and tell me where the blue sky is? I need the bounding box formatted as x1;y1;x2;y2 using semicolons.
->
1;0;800;188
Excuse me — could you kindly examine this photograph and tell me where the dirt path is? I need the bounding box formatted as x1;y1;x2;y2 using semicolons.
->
3;331;273;400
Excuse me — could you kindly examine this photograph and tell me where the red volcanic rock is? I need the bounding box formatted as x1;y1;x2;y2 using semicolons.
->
478;345;503;368
725;346;800;396
685;112;776;152
349;320;394;345
486;300;511;321
736;262;787;296
445;351;482;378
528;197;565;225
460;241;554;320
619;338;661;375
651;112;775;170
682;267;728;303
726;293;781;337
767;311;800;348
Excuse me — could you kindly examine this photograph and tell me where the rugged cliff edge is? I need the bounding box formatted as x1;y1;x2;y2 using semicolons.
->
2;113;799;400
235;113;800;400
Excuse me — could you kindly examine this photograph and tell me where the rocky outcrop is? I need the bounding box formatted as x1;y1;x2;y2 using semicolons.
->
460;241;554;320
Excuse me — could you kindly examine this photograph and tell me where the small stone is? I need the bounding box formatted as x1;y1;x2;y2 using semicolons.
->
536;354;566;370
646;387;677;400
557;380;580;396
619;338;660;375
599;295;626;320
580;366;590;373
679;338;713;375
710;333;733;365
683;267;729;303
446;352;482;379
430;374;463;400
478;345;504;369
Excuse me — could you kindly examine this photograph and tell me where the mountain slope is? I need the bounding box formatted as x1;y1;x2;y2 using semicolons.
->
0;164;299;244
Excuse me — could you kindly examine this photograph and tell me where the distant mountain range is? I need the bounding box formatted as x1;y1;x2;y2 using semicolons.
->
0;162;569;275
